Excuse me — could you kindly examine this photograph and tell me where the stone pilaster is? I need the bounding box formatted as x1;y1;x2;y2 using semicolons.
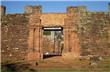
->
63;19;69;53
71;32;80;57
27;6;42;61
39;27;43;59
108;12;110;43
28;28;34;52
63;6;80;59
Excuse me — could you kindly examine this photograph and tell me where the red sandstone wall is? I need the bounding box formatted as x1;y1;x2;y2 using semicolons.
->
1;6;110;64
78;12;110;56
1;14;29;64
41;13;66;26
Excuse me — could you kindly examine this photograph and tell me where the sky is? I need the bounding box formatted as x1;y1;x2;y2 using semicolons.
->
1;1;110;14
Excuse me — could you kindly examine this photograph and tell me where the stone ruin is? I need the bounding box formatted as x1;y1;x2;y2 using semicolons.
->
1;4;110;64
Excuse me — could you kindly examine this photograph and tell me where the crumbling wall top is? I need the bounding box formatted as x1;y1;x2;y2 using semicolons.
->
25;5;42;14
0;5;6;16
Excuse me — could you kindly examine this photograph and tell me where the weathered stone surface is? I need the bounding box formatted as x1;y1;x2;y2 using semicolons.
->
0;6;6;16
1;4;110;64
63;6;80;59
41;13;66;26
27;6;42;61
75;5;110;56
1;14;29;63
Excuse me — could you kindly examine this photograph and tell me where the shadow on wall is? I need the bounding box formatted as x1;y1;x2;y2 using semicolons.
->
43;54;62;59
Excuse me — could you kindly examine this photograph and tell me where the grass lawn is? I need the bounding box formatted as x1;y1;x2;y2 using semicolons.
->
1;57;110;72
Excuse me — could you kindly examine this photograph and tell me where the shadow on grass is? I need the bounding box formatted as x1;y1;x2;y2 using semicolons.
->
1;63;38;72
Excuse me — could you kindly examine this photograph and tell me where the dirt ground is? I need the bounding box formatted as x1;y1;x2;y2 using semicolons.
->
1;56;110;72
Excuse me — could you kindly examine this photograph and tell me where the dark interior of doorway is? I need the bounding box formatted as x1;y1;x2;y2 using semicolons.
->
42;27;63;59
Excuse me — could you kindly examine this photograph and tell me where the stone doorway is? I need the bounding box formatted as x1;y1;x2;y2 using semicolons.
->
27;6;81;61
42;27;64;59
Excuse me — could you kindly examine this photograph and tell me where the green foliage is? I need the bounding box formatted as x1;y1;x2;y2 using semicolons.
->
43;31;51;35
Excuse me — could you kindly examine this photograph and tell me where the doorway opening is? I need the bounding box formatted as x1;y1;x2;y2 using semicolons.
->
42;27;64;59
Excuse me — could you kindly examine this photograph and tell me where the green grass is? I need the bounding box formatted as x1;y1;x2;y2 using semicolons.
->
1;57;110;72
